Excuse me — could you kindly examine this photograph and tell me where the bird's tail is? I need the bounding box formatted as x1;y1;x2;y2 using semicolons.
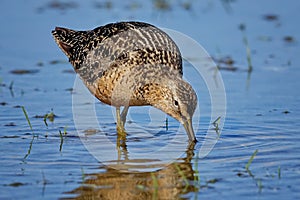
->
52;27;88;68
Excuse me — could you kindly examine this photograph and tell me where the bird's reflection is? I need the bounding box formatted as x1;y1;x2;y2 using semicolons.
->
65;141;198;199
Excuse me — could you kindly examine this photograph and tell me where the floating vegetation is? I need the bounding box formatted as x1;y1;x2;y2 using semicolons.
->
49;59;67;65
83;128;99;136
63;126;68;135
0;102;8;106
263;14;279;21
65;88;74;93
282;110;290;114
62;69;75;74
10;69;39;75
34;110;57;127
5;182;27;187
43;110;56;127
215;56;238;71
4;122;16;126
283;36;295;43
218;56;234;65
206;178;221;184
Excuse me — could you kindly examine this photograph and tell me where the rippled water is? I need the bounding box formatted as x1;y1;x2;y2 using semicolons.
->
1;0;300;199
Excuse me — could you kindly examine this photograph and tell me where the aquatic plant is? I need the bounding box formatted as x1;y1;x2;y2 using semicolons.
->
21;106;38;159
212;116;221;137
151;172;159;199
245;149;258;171
22;106;33;132
58;126;68;152
43;110;55;127
9;81;14;97
239;24;253;73
59;130;64;152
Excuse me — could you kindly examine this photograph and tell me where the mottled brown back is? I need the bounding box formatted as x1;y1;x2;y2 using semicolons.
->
52;22;182;86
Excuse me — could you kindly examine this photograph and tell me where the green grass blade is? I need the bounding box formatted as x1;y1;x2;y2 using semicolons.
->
21;106;33;132
23;136;34;160
245;149;258;171
151;172;158;200
43;115;48;127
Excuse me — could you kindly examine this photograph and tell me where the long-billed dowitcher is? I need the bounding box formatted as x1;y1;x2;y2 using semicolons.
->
52;21;197;142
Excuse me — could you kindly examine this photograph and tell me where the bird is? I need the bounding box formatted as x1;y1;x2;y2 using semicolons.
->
52;21;197;142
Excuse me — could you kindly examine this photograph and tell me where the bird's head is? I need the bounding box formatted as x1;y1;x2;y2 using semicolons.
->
145;78;198;142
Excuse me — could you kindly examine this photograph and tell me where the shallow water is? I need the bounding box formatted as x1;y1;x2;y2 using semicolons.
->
1;0;300;199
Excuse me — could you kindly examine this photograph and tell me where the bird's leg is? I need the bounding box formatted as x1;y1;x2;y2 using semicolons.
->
116;107;127;152
116;107;126;136
116;106;121;127
120;106;129;127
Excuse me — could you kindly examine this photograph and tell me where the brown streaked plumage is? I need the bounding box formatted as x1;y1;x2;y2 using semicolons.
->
52;21;197;142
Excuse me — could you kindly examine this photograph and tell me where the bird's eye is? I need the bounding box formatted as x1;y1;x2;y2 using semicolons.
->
174;100;179;107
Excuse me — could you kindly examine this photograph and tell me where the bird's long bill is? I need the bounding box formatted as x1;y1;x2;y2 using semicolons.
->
183;119;197;142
